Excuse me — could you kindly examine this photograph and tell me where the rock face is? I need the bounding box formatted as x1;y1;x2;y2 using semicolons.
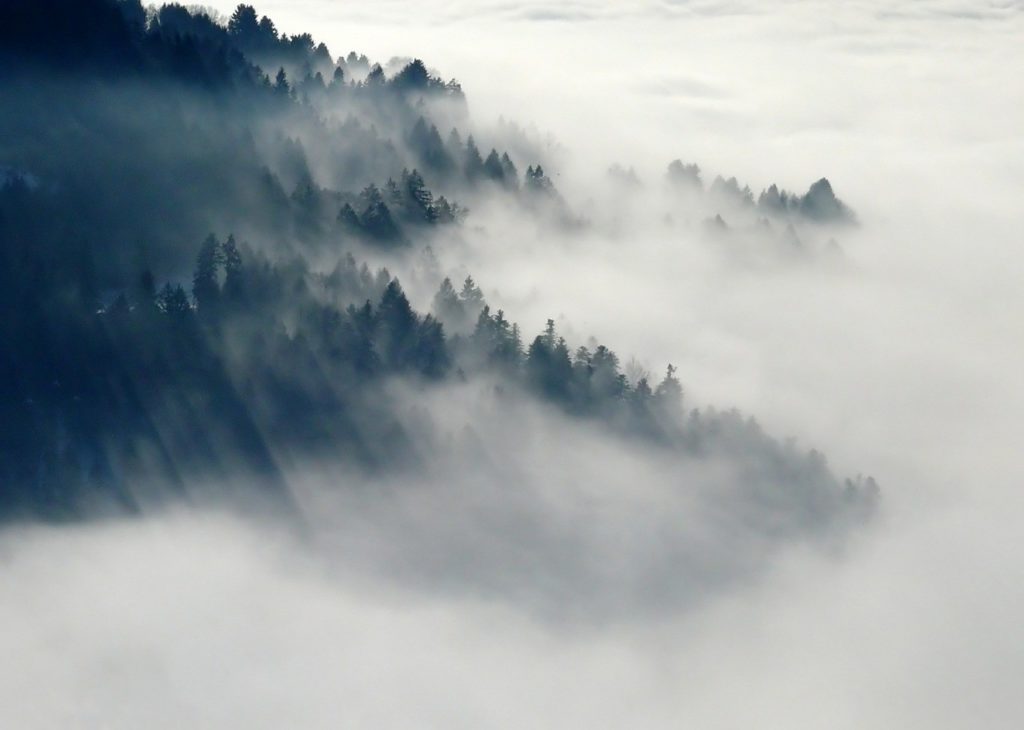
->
799;177;855;223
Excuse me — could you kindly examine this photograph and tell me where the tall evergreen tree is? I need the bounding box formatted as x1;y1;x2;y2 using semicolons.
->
227;4;259;38
483;149;505;182
655;364;684;413
464;135;484;180
459;275;484;314
221;234;244;305
432;277;464;327
376;279;417;368
192;234;223;314
500;152;519;188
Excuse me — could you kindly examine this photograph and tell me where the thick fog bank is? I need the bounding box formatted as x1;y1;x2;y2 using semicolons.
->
1;503;1020;729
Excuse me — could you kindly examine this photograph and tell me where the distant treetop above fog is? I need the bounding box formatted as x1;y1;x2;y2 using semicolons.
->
666;159;857;226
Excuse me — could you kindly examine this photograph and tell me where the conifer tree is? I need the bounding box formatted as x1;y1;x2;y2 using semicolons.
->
192;234;223;313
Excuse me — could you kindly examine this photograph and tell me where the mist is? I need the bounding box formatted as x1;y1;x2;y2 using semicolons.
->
2;0;1023;727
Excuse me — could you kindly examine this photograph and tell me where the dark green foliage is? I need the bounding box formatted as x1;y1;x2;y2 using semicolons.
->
274;67;290;96
365;64;385;87
471;306;521;369
337;202;361;231
0;0;874;526
483;149;505;182
464;135;485;180
158;283;192;318
799;178;856;223
192;234;223;315
391;59;430;90
409;117;453;176
525;320;573;401
403;169;438;223
361;200;403;243
376;280;418;367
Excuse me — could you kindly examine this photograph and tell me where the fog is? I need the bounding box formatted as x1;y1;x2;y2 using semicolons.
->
3;0;1023;727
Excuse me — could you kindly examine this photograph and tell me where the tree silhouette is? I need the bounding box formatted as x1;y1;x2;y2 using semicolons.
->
192;234;223;314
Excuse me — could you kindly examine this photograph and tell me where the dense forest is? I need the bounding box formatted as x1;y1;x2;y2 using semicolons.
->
0;0;877;539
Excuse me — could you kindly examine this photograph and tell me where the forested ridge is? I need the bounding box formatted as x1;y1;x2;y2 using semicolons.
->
0;0;877;529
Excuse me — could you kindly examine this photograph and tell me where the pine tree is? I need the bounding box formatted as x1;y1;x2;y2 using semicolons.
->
483;149;504;182
655;364;684;413
464;135;484;180
525;164;554;194
361;201;402;243
159;283;192;318
377;279;418;368
338;203;361;231
542;318;556;349
274;67;289;96
432;277;464;326
404;169;436;222
192;234;223;314
228;5;259;38
414;315;449;378
459;275;484;313
222;234;244;304
500;152;519;188
446;128;463;160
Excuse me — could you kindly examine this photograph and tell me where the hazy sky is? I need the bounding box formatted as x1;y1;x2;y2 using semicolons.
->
2;1;1023;727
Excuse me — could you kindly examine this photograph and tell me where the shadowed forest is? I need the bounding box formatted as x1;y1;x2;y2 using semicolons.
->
0;0;875;551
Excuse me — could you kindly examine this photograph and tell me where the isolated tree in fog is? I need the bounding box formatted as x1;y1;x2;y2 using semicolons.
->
655;364;683;412
542;318;556;348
